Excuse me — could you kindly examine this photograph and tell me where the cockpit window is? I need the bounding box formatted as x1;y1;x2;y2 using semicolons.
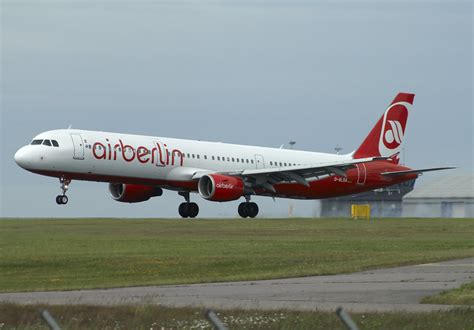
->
52;140;59;147
43;140;52;146
31;140;43;145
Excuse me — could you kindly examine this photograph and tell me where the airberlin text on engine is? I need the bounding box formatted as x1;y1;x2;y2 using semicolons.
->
91;139;184;167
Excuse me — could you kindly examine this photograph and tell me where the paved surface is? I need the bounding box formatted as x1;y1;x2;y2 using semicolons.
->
1;258;473;312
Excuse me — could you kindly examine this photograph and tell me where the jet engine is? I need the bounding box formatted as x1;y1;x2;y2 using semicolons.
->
109;183;163;203
198;174;244;202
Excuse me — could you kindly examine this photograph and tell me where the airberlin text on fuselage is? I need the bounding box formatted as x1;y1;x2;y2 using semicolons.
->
92;139;184;166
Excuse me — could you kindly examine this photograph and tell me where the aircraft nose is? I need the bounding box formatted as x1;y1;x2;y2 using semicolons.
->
14;146;31;169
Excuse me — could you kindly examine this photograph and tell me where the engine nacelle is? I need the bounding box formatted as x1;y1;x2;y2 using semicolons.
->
109;183;163;203
198;174;244;202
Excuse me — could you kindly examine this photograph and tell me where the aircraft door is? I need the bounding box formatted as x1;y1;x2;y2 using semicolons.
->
70;134;85;160
356;163;367;185
254;154;265;169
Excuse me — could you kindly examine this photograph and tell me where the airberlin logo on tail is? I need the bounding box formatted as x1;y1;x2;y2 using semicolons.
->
384;120;404;149
378;102;409;158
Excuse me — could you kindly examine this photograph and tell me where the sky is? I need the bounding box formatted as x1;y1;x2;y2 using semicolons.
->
1;0;472;218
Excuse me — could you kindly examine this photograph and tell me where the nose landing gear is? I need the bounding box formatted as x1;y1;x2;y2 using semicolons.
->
56;195;69;205
56;177;71;205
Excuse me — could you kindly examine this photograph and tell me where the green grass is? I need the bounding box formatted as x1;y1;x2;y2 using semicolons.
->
1;304;473;330
0;218;473;292
422;281;474;305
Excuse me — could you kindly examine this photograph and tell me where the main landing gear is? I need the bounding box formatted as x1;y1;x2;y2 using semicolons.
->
238;197;259;218
178;191;199;218
56;177;71;205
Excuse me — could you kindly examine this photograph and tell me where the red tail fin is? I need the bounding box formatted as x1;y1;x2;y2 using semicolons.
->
353;93;414;164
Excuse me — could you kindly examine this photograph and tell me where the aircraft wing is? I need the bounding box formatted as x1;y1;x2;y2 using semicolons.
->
192;156;386;193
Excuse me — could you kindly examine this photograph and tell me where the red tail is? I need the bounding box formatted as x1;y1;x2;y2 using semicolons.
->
353;93;414;164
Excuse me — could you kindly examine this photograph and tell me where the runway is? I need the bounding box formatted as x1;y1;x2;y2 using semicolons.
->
1;258;473;313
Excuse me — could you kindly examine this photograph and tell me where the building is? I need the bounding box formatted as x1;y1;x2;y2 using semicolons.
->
316;179;416;218
402;173;474;218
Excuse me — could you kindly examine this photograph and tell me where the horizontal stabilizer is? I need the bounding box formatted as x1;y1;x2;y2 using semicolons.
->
381;167;456;177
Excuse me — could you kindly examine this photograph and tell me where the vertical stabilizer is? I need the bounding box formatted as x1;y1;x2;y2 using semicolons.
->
353;93;414;164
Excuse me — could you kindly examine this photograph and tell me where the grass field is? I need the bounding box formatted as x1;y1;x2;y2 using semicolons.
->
422;281;474;305
0;218;473;292
1;304;473;330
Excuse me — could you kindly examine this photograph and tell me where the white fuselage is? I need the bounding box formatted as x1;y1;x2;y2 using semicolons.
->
15;129;350;185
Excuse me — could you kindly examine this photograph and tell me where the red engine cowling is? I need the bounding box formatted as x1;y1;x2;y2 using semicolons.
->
109;183;163;203
198;174;244;202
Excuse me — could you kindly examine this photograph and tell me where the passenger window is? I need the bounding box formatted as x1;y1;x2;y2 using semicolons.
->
217;156;220;161
236;158;239;163
212;156;215;160
43;140;52;146
241;159;244;163
52;140;59;147
192;154;195;159
232;158;235;162
31;140;43;145
197;155;200;159
187;153;190;158
280;162;283;166
251;160;254;164
227;157;230;161
204;155;207;160
246;159;249;163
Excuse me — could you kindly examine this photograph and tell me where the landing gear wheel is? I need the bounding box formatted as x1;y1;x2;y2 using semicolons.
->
178;202;200;218
238;202;259;218
248;202;259;218
188;202;199;218
238;202;248;218
177;191;199;219
178;203;190;218
56;195;68;205
60;195;69;205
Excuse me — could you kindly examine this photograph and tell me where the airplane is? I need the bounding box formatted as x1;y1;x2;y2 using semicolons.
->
14;93;453;218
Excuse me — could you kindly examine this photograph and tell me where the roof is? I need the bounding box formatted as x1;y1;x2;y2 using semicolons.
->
404;173;474;199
